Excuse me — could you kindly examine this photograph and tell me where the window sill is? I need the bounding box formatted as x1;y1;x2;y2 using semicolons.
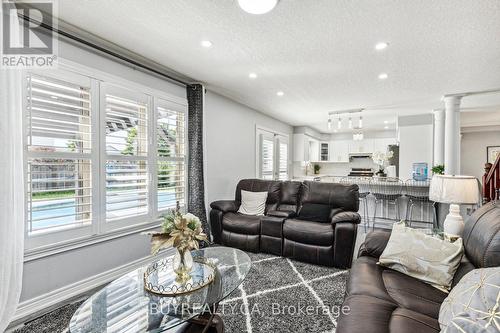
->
24;221;162;262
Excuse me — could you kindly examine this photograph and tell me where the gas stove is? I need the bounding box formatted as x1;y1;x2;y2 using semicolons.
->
348;168;374;177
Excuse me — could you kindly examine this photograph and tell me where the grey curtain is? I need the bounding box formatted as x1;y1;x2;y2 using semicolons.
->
186;84;210;240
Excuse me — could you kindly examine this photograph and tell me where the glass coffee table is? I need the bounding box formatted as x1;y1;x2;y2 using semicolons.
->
69;247;251;333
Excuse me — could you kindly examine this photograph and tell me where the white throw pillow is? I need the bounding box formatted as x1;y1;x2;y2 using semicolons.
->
439;267;500;331
379;221;464;291
238;190;268;216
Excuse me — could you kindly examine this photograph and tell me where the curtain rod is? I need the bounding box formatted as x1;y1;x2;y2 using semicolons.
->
18;12;191;88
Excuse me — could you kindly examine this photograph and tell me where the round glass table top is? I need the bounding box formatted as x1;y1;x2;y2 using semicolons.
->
69;247;251;333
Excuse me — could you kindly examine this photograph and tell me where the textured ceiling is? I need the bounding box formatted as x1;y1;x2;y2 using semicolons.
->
57;0;500;132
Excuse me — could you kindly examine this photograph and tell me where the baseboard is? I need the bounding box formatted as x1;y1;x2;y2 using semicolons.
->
9;254;156;329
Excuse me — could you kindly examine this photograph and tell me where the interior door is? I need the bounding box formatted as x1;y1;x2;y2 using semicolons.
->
257;130;289;180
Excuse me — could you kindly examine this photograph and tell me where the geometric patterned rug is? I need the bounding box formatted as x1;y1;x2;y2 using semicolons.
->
219;252;348;333
13;252;348;333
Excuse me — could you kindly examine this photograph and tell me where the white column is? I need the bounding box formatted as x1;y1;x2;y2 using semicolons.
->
433;109;445;166
444;96;462;175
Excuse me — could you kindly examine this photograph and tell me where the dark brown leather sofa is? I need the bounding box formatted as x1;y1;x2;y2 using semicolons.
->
210;179;361;268
336;201;500;333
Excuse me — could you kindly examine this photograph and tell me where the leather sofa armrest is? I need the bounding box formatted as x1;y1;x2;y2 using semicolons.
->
357;230;392;259
210;200;240;213
267;210;296;218
330;211;361;225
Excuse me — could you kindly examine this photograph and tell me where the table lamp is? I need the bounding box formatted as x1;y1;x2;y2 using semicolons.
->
429;175;479;237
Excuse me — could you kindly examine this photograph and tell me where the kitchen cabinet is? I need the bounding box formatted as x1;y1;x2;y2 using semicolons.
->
373;138;397;154
348;139;374;153
330;140;350;163
293;133;320;162
320;142;329;161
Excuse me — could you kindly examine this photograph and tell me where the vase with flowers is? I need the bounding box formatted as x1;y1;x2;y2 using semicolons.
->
372;150;394;178
145;202;208;283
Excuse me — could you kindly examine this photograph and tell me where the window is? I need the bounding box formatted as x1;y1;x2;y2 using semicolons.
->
26;73;94;237
156;98;186;211
103;86;150;222
256;127;289;180
24;65;188;250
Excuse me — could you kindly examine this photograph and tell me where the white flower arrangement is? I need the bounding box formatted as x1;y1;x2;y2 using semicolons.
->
372;150;394;173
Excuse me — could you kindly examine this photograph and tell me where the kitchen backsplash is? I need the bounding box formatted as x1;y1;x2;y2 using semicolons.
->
293;158;379;177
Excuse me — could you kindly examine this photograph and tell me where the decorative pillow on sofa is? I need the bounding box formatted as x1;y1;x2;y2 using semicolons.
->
439;267;500;332
443;312;499;333
379;221;464;291
237;190;268;215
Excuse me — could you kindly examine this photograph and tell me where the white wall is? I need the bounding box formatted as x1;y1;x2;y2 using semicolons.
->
461;129;500;180
204;91;293;204
398;115;433;180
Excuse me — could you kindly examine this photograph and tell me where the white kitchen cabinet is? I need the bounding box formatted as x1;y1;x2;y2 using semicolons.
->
373;138;397;154
329;140;350;163
293;133;320;162
348;139;374;153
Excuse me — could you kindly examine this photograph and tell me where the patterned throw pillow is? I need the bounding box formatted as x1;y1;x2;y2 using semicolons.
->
444;312;499;333
439;267;500;332
379;221;464;291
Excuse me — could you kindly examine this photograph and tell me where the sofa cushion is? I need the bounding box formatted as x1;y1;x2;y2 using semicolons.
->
283;218;333;246
337;295;440;333
389;308;441;333
462;202;500;268
301;181;359;211
222;212;261;234
346;256;448;319
297;203;332;222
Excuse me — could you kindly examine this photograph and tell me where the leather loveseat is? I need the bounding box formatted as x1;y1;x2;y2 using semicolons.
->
336;201;500;333
210;179;361;268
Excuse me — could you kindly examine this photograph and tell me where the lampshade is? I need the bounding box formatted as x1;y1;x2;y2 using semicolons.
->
429;175;479;204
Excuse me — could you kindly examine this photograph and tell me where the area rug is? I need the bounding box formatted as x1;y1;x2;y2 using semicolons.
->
14;252;348;333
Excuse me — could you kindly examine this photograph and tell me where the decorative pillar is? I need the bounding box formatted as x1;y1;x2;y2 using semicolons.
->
433;109;445;167
444;95;462;175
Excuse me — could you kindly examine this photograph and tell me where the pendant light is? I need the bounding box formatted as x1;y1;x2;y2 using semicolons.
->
327;117;332;130
348;117;352;129
359;116;363;128
337;117;342;129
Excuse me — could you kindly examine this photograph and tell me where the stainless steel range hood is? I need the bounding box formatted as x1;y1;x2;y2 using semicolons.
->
348;152;372;158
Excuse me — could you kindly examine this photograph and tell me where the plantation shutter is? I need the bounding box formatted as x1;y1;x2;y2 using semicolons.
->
104;86;150;221
278;138;289;180
156;98;187;210
26;73;93;233
260;134;274;180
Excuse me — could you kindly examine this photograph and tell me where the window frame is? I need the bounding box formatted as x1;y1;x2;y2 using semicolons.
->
23;59;188;256
255;125;290;181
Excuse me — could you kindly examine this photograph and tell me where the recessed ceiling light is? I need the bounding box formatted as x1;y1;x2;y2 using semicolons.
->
238;0;279;15
276;91;284;96
249;73;257;79
375;42;389;50
384;120;389;124
384;125;389;129
200;40;212;48
378;73;388;80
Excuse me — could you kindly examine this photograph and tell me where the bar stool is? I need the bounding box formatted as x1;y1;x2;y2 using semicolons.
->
405;179;435;229
369;177;403;230
340;176;371;232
